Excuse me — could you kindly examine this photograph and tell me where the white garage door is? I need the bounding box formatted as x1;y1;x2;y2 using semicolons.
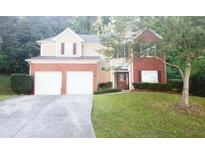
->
35;71;62;95
141;70;158;83
67;71;93;94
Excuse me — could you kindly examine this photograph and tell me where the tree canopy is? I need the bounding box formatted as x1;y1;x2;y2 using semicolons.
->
0;16;205;80
99;16;205;107
0;16;101;74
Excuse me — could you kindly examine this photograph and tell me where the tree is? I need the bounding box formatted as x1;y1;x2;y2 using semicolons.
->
156;17;205;108
101;16;205;108
0;16;99;74
99;16;138;58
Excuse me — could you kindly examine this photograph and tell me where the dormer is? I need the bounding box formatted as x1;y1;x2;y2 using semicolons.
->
37;28;84;57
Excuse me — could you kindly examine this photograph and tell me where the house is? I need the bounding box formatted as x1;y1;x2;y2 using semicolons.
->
25;27;166;95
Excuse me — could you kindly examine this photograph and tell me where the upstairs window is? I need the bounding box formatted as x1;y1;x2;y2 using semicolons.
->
63;43;77;56
73;43;76;55
140;42;156;57
61;43;65;55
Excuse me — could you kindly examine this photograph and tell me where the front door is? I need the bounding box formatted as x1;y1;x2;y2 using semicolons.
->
117;72;129;90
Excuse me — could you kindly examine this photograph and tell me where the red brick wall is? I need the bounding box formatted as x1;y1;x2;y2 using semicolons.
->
133;57;167;83
138;30;160;42
30;63;98;94
133;29;166;83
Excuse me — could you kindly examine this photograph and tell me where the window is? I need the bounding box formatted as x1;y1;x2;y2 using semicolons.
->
140;42;156;57
141;70;158;83
73;43;76;55
63;43;77;56
61;43;65;55
64;43;73;56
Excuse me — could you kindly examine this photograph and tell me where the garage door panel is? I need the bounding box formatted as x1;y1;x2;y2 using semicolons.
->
67;71;93;94
35;72;62;95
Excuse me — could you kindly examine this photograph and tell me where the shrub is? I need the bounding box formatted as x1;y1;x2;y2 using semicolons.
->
94;88;121;95
168;79;183;92
10;73;33;94
133;83;173;91
98;82;112;90
190;72;205;97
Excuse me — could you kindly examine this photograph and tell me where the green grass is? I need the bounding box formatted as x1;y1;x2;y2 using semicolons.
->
0;74;14;95
0;95;14;101
92;92;205;137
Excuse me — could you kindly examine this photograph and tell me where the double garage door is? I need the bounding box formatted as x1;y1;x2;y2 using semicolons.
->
34;71;93;95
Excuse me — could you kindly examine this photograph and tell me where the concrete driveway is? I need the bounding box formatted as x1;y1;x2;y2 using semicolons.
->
0;95;95;138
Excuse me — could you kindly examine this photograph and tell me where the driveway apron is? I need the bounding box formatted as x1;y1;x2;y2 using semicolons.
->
0;95;95;138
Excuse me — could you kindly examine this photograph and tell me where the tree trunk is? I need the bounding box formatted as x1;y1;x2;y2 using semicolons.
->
180;63;191;108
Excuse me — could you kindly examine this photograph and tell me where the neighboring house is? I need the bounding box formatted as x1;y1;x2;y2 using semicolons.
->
26;27;166;95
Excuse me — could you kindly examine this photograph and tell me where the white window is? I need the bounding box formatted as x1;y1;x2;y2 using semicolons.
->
141;70;158;83
64;43;73;56
140;43;156;57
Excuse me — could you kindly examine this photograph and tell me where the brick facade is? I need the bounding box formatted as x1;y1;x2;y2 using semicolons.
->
132;29;167;83
138;29;161;42
133;57;167;83
30;63;98;94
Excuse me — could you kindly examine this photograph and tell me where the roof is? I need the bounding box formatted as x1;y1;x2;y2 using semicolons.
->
37;27;161;44
37;27;101;44
37;37;56;43
125;27;163;41
77;34;101;43
26;56;102;61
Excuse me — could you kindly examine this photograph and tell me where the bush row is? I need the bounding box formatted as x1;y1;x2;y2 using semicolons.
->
133;72;205;98
94;88;121;95
9;72;205;97
10;73;33;94
190;72;205;97
98;82;112;90
133;81;183;92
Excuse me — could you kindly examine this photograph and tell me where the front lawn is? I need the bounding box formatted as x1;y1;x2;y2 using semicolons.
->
92;92;205;137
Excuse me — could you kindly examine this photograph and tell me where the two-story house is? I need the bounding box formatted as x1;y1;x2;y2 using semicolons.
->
26;27;166;95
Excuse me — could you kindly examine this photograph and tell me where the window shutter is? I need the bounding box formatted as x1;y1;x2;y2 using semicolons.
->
61;43;65;55
158;70;161;83
73;43;76;55
138;71;141;83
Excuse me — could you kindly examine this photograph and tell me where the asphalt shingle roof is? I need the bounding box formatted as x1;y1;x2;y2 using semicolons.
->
77;34;101;43
37;34;101;43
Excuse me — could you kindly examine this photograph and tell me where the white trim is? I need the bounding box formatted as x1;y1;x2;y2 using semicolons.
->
128;71;132;90
80;44;82;56
134;28;163;40
149;29;163;39
36;27;84;44
131;62;134;83
111;71;115;89
141;70;159;83
36;39;56;44
164;52;167;82
27;60;100;64
29;62;31;75
82;42;101;44
55;42;58;56
131;62;134;89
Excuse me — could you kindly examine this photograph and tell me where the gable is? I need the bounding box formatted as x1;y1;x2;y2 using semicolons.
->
137;29;162;42
137;29;161;42
55;28;84;43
